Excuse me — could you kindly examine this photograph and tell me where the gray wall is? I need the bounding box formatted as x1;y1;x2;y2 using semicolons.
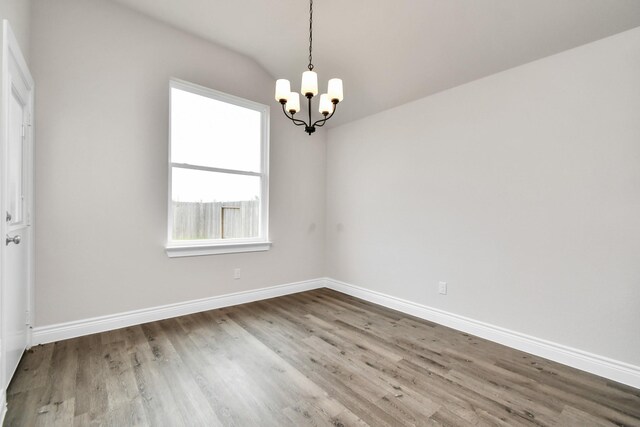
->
326;27;640;366
0;0;30;63
31;0;326;326
28;0;640;369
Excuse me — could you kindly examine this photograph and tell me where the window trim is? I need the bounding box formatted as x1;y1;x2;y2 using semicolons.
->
166;78;270;257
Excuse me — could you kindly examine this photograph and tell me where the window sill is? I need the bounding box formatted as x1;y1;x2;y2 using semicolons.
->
165;241;272;258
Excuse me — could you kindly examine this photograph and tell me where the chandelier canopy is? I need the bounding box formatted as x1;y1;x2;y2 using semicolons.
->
274;0;343;135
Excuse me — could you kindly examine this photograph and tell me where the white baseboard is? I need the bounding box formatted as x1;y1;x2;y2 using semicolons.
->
324;278;640;389
32;279;325;345
30;276;640;389
1;389;6;425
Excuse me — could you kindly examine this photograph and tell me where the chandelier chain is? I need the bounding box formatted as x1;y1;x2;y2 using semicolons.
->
308;0;314;70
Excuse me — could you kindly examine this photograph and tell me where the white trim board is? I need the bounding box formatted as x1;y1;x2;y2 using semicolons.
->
324;278;640;389
31;279;324;345
30;277;640;389
0;389;6;426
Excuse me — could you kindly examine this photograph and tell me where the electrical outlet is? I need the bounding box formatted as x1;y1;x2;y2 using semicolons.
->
234;268;241;280
438;281;447;295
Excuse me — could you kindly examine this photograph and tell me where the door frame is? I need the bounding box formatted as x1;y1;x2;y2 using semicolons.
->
0;19;35;419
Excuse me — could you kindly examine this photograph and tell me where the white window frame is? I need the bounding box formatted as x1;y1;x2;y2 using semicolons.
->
166;79;270;257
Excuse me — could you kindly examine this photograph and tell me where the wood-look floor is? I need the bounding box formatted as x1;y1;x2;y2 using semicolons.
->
4;289;640;426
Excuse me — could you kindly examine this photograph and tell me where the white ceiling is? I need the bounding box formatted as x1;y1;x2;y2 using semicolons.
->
110;0;640;127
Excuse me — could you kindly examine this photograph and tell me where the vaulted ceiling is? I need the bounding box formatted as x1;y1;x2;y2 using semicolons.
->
110;0;640;126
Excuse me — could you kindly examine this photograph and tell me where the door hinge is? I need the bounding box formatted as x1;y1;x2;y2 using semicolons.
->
26;310;31;326
21;124;26;140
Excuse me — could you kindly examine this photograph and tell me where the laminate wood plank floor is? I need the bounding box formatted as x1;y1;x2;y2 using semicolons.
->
5;289;640;426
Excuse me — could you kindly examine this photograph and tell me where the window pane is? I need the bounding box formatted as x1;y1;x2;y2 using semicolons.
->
171;167;261;240
171;88;261;172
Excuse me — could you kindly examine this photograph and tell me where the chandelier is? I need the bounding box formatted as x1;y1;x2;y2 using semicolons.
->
274;0;343;135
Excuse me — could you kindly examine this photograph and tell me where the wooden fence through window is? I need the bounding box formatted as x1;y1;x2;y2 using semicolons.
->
172;200;260;240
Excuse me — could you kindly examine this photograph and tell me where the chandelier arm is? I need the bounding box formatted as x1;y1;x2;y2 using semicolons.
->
281;103;309;127
311;102;338;128
286;113;308;127
288;115;309;127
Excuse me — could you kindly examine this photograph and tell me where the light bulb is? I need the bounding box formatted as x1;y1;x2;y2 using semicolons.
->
286;92;300;114
275;79;291;103
319;94;333;115
301;71;318;97
328;78;343;102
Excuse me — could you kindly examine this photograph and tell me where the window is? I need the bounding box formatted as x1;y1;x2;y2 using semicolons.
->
166;79;270;257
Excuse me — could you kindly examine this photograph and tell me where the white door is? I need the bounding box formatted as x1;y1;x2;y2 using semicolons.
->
1;20;34;392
